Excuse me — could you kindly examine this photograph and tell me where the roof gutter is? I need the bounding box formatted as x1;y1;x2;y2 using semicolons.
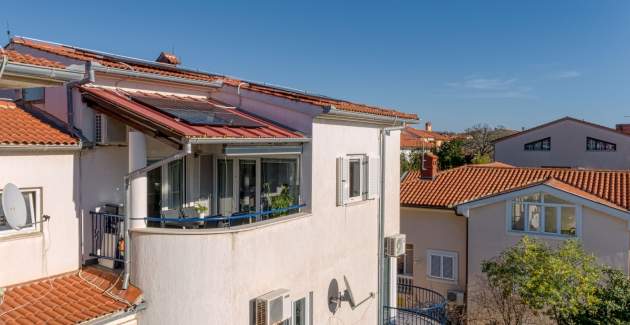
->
187;137;310;144
91;65;223;89
1;62;85;84
320;105;418;125
0;144;82;151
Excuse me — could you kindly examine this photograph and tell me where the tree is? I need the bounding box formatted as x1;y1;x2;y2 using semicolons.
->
569;268;630;324
463;123;517;159
480;237;600;324
401;150;424;174
435;139;468;170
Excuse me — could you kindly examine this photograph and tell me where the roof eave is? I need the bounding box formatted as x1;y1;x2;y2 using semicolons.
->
1;61;85;87
0;143;82;151
319;105;419;125
187;137;310;144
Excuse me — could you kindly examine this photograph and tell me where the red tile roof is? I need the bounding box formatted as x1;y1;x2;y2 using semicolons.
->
80;86;305;140
401;165;630;210
0;267;143;325
9;37;417;121
0;100;78;146
1;49;67;69
400;126;451;149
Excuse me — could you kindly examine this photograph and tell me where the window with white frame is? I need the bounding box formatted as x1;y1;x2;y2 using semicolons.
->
427;250;457;281
509;192;579;236
336;154;379;205
215;156;300;216
0;187;41;236
397;244;414;275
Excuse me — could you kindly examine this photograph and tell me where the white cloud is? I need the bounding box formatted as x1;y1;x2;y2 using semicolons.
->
547;70;581;80
446;77;532;99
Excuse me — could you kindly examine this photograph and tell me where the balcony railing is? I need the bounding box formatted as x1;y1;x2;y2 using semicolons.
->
385;283;448;325
89;212;125;268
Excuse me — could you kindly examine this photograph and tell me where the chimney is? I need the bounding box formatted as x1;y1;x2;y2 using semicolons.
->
156;52;181;65
421;152;438;180
616;124;630;135
425;121;433;132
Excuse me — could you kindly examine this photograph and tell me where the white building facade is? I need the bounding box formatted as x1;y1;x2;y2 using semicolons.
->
1;37;416;324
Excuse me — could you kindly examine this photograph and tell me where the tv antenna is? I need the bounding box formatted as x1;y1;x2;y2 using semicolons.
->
5;21;10;42
2;183;49;230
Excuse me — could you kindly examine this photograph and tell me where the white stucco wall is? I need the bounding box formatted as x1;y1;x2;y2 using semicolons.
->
131;119;400;325
0;152;79;286
494;119;630;169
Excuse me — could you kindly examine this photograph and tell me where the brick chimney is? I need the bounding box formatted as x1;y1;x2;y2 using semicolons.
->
156;52;181;65
616;124;630;135
421;152;438;180
425;121;433;132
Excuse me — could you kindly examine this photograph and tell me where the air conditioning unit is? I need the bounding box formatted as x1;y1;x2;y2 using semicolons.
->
254;289;291;325
447;290;465;306
384;234;406;257
94;113;127;145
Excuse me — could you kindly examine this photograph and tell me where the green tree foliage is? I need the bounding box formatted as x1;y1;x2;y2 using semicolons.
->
569;268;630;324
481;237;600;324
471;154;492;164
435;139;468;170
401;150;424;174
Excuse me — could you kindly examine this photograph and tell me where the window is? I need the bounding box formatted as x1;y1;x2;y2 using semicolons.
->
509;192;578;236
397;244;414;275
586;137;616;152
167;159;184;209
0;188;41;236
524;137;551;151
261;158;299;211
215;157;300;216
336;155;379;205
427;250;457;281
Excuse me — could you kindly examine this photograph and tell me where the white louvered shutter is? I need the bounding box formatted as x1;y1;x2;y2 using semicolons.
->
368;156;380;199
336;157;350;206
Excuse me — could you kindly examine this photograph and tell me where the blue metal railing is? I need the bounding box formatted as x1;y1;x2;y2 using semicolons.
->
385;283;448;325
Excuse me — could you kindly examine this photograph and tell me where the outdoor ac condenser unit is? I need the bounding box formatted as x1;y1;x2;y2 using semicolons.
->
447;290;465;306
384;234;406;257
94;113;127;145
254;289;291;325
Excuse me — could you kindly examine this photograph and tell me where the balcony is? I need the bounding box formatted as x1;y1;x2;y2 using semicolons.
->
384;283;448;325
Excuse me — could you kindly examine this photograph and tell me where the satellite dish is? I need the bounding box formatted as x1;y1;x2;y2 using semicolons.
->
2;183;28;230
327;279;340;314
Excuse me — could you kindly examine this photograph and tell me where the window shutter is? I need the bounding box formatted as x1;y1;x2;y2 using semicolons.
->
368;156;380;199
336;157;350;206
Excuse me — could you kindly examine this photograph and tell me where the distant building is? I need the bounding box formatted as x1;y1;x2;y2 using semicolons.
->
494;117;630;169
401;122;452;157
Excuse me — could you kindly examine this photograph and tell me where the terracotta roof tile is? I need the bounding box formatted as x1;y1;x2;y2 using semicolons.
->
401;165;630;210
0;101;79;146
80;86;305;140
1;49;66;69
10;37;417;120
0;267;142;325
401;126;452;149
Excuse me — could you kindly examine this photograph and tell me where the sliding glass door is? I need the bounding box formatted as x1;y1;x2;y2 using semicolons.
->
238;160;257;213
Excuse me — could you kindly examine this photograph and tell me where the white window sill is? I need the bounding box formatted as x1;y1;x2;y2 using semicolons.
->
426;275;457;284
507;230;577;239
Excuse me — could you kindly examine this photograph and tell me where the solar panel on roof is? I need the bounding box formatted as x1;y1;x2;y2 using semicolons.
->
131;95;262;127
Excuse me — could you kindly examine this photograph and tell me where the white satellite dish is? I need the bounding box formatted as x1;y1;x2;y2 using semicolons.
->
2;183;28;230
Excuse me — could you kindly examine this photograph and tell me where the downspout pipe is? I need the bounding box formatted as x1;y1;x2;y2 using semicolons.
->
66;61;95;134
121;142;192;289
377;123;405;325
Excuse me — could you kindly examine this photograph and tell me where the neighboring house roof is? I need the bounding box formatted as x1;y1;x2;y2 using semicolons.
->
400;165;630;211
8;37;418;121
493;116;630;143
0;100;79;147
403;127;451;141
2;49;67;69
80;86;305;140
0;267;143;325
400;127;451;149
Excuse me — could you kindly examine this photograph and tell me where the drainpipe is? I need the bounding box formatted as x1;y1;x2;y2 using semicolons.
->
121;141;192;289
377;123;405;325
66;61;95;132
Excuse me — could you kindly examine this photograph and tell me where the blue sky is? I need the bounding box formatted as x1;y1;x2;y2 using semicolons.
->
3;1;630;131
